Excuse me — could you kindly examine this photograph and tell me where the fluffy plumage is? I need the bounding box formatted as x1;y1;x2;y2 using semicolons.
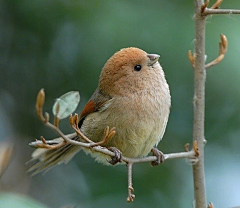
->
28;47;171;175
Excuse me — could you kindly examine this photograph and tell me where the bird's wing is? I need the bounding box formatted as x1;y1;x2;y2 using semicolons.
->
79;89;111;127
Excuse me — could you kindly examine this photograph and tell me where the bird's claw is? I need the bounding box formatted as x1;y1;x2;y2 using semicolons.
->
151;148;164;166
107;147;122;165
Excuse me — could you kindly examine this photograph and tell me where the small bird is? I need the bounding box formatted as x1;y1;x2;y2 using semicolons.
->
29;47;171;175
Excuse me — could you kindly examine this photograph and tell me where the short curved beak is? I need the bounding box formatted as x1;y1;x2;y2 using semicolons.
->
147;54;160;66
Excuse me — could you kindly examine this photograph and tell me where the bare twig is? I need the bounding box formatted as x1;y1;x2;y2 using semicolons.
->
30;137;197;165
70;114;116;147
126;162;135;202
205;34;228;69
92;126;116;147
204;8;240;15
70;113;94;144
35;136;67;150
210;0;222;9
201;0;240;15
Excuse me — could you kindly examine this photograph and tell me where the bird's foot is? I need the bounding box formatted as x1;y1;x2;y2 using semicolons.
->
107;147;122;165
151;148;165;166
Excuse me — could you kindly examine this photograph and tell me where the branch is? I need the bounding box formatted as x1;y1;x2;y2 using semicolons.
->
69;113;116;147
204;8;240;15
201;0;240;15
210;0;222;9
126;162;135;202
192;0;208;207
31;89;199;202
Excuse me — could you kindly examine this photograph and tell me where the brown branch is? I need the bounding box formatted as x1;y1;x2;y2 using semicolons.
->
69;113;94;144
210;0;222;9
69;114;116;147
193;0;208;207
92;126;116;147
34;136;67;150
126;162;135;202
30;137;197;165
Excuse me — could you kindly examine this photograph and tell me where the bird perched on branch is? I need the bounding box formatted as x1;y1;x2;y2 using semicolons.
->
29;47;171;175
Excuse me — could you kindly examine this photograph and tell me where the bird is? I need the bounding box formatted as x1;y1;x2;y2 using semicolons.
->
28;47;171;175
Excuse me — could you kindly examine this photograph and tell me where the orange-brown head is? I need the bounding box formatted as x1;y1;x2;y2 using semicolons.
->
99;47;162;96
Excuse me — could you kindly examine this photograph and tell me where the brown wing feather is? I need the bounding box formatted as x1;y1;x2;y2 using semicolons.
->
78;89;112;127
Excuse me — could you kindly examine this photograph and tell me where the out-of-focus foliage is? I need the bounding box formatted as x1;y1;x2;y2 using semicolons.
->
0;1;240;207
0;193;48;208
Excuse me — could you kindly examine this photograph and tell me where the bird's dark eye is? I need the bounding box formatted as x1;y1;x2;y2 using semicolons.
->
134;65;142;71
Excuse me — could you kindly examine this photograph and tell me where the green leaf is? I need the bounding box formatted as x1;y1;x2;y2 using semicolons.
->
52;91;80;119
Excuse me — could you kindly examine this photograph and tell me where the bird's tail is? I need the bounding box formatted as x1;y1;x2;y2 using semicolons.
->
27;133;81;176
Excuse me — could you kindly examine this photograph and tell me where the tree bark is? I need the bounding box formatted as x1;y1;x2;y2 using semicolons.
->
192;1;207;207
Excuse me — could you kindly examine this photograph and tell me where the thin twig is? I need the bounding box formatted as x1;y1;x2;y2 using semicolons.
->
204;8;240;15
200;0;240;15
70;114;116;147
210;0;222;9
126;162;135;202
30;137;197;165
35;136;67;150
91;126;116;147
70;114;94;143
205;34;228;69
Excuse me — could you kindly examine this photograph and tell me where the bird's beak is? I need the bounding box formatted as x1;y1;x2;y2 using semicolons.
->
147;54;160;66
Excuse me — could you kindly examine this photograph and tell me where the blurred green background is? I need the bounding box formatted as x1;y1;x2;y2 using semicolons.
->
1;0;240;207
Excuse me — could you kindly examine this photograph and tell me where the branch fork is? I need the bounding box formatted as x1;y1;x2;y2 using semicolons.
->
201;0;223;14
201;0;240;15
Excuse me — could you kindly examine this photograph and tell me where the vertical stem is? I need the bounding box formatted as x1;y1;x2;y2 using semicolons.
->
192;0;207;208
